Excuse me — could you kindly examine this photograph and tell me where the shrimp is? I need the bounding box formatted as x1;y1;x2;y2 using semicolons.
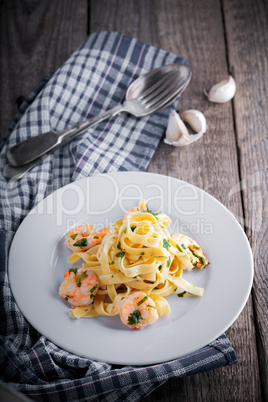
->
118;291;159;330
172;233;209;268
59;268;99;308
65;223;109;252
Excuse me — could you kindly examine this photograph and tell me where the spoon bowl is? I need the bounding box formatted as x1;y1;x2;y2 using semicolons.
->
126;63;191;109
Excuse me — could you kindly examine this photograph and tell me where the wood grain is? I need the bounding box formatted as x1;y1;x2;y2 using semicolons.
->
90;0;262;400
223;0;268;399
0;0;87;140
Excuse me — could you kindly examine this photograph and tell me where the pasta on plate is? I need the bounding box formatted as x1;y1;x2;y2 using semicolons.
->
59;200;209;329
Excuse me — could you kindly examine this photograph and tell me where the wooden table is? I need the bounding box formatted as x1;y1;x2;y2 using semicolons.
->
1;1;267;401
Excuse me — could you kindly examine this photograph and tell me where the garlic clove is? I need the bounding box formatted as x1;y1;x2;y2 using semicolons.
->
164;109;206;147
181;109;206;134
164;110;190;144
205;75;236;103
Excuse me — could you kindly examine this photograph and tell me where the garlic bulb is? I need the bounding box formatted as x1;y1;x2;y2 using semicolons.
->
205;75;236;103
164;109;206;147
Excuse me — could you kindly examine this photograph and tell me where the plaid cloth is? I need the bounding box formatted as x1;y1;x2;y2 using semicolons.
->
0;31;237;401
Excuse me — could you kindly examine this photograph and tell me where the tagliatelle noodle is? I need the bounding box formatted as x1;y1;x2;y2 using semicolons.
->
67;200;205;319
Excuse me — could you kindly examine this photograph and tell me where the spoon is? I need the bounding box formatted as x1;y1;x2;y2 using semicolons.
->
4;63;191;179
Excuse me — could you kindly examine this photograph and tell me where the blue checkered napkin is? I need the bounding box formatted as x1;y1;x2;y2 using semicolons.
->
0;31;237;401
0;31;188;232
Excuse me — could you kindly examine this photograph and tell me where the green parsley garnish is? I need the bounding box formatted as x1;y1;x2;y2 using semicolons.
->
76;271;87;286
130;225;137;232
140;252;145;255
110;261;115;265
65;295;71;301
176;244;183;253
192;244;200;250
167;256;171;267
116;241;125;257
90;284;98;299
70;233;77;240
128;310;142;325
177;291;187;297
158;265;162;270
146;204;159;220
73;238;87;248
137;294;148;306
181;244;187;250
90;284;97;293
163;238;170;251
147;305;156;309
69;268;78;275
93;236;99;239
191;251;206;269
116;251;125;258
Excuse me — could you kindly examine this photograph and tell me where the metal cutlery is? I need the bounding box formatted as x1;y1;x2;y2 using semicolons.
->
4;63;191;179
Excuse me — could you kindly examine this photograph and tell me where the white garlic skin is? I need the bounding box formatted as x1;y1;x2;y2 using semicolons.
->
181;109;206;134
205;75;236;103
164;110;190;144
164;109;206;147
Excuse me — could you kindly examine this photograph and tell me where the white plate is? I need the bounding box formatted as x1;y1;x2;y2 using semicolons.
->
8;172;253;365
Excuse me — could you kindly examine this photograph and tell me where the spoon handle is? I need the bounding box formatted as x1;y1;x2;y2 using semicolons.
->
4;157;51;181
6;104;124;167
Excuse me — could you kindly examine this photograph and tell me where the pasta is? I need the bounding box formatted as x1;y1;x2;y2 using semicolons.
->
59;200;209;328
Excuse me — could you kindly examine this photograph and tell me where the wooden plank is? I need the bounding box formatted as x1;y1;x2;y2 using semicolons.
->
0;0;88;141
90;0;262;401
223;0;268;400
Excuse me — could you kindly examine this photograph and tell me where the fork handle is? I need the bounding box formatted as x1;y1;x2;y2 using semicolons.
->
6;104;124;167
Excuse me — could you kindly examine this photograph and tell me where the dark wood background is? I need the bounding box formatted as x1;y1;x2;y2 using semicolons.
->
0;1;267;401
